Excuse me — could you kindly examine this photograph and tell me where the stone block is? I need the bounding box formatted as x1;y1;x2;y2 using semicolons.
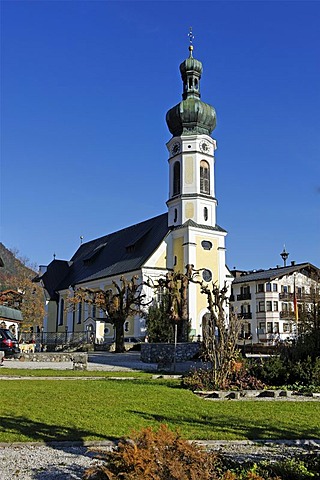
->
259;390;279;398
226;391;241;399
72;353;88;371
279;390;292;397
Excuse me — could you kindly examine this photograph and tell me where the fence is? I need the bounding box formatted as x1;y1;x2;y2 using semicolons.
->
19;331;91;350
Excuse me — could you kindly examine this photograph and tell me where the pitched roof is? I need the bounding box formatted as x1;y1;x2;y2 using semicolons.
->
174;219;227;233
34;260;72;300
0;305;23;322
232;263;320;284
38;213;171;296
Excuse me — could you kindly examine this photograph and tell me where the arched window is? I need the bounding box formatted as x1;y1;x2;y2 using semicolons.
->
173;161;181;195
59;298;64;326
77;302;82;324
200;160;210;194
204;207;208;221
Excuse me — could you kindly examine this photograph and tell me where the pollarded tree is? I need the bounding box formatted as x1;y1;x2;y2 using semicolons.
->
69;275;149;353
197;280;242;388
147;265;194;342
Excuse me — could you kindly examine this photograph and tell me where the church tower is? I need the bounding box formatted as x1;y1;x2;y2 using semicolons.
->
166;43;217;228
165;39;230;338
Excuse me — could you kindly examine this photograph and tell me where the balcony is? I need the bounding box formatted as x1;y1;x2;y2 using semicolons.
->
237;293;251;301
280;311;295;319
279;292;294;301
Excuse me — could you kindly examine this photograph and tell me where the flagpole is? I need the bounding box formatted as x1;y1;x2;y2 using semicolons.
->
293;273;299;326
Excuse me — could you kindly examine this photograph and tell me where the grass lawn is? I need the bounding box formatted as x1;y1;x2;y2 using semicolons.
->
1;375;319;443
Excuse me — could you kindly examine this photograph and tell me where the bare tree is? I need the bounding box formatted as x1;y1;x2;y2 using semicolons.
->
147;266;194;342
148;265;241;386
69;276;149;353
197;280;242;388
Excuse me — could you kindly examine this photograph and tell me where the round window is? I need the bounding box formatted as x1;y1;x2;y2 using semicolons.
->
202;269;212;282
201;240;212;250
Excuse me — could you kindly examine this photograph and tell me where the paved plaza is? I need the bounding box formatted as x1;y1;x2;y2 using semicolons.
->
1;351;203;373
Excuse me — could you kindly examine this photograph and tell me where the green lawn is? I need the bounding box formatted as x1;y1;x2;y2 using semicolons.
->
1;376;319;443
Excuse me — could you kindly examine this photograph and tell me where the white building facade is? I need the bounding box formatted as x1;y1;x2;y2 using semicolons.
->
230;263;320;345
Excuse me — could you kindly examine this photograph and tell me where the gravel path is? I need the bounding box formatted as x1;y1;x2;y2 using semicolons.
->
1;439;319;480
0;443;107;480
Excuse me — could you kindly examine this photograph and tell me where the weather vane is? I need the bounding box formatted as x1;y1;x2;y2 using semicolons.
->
188;27;194;45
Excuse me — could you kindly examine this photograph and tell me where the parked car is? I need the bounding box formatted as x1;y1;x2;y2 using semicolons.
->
0;328;20;358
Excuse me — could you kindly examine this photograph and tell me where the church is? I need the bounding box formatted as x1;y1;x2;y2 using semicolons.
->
37;42;232;344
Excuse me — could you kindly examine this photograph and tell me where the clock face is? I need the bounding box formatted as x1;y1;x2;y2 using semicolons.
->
199;141;210;153
171;142;181;155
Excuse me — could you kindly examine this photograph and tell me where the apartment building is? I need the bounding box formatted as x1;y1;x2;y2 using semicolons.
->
230;262;319;345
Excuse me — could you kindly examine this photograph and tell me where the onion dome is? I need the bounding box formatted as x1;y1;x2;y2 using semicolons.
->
166;45;216;137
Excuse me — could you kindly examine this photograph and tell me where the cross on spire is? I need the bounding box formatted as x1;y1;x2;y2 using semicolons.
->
188;27;194;45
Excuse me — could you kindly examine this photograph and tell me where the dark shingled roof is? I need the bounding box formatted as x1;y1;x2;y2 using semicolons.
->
38;213;171;297
36;213;230;298
34;260;72;300
232;263;319;284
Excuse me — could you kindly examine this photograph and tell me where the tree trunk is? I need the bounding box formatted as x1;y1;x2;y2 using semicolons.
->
114;318;125;353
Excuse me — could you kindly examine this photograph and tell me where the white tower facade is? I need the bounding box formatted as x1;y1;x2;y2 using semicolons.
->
165;43;231;339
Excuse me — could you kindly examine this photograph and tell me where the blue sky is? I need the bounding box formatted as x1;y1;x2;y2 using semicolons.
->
1;0;319;271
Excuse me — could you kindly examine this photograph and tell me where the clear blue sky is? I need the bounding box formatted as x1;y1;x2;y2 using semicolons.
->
1;0;319;271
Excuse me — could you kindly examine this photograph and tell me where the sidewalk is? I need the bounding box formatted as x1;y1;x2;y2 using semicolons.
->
0;351;204;373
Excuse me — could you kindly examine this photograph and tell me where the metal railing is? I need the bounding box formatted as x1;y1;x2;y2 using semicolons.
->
237;293;252;300
19;331;91;350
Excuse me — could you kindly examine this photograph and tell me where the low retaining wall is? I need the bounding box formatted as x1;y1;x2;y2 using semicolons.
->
141;342;200;363
195;389;320;400
20;352;88;369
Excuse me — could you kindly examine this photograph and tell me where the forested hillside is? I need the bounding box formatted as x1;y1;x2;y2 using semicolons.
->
0;243;45;330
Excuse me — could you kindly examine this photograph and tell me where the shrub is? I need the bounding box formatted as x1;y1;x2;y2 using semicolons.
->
83;425;319;480
181;368;218;391
83;424;223;480
258;456;320;479
249;356;289;387
182;363;266;392
249;355;320;389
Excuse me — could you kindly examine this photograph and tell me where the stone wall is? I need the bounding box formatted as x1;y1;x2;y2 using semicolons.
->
20;352;87;363
141;342;200;363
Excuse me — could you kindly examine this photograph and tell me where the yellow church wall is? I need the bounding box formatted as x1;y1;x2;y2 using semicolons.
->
184;156;194;184
185;202;194;219
195;236;219;282
173;236;184;272
154;250;167;269
195;235;220;330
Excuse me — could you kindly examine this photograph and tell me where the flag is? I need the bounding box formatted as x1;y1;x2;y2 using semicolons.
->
293;276;299;322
